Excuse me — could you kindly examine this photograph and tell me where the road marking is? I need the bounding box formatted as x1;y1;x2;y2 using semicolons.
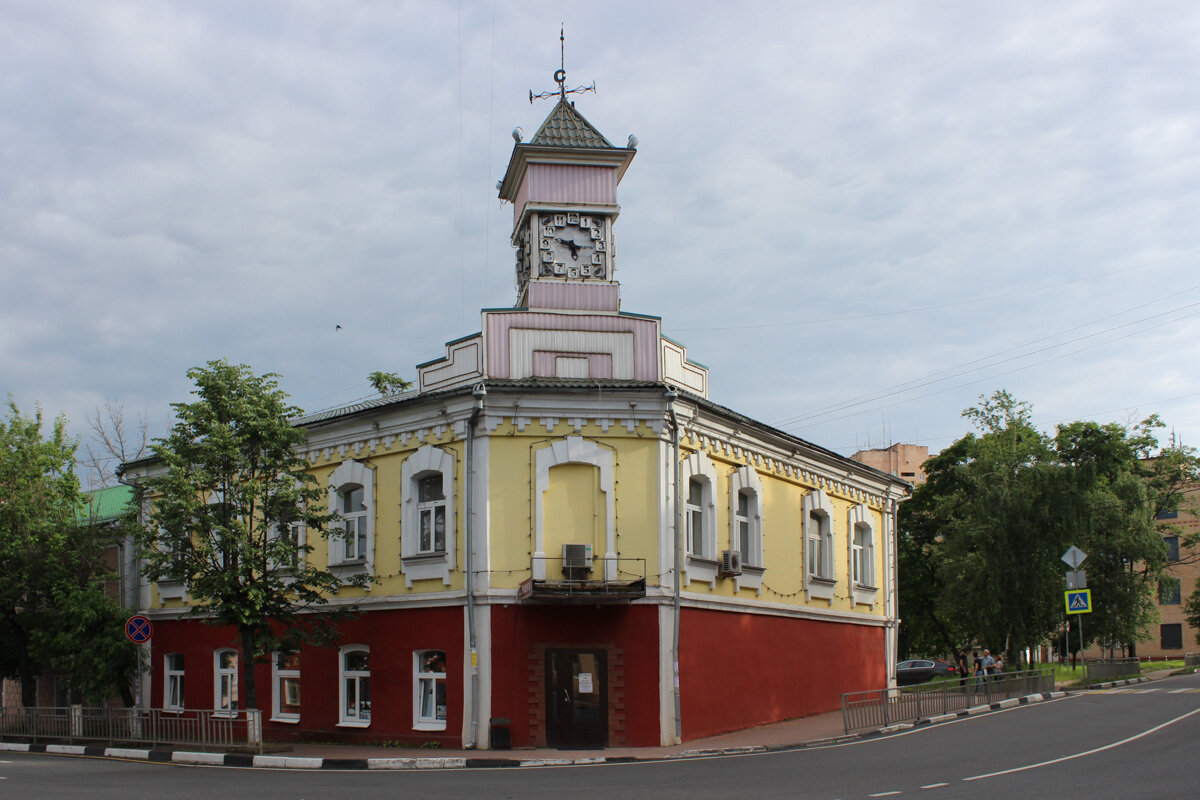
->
1168;688;1195;693
963;705;1200;782
869;793;902;797
921;782;949;788
1134;688;1162;693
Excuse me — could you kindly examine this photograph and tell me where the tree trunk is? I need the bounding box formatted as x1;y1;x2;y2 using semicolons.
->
240;628;258;710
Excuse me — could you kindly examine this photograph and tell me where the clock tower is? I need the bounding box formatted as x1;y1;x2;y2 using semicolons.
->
497;95;636;311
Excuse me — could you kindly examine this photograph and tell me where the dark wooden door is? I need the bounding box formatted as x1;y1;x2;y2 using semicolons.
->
545;648;608;748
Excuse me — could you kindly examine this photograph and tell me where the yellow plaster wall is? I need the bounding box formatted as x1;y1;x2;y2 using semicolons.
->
680;440;886;616
484;420;662;590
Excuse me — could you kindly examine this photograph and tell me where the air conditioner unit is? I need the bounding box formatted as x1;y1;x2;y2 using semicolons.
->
562;543;593;578
719;549;743;577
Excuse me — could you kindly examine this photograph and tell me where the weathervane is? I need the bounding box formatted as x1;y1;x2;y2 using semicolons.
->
529;25;596;104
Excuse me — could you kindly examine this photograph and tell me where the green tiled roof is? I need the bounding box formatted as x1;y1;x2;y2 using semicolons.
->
529;98;614;148
80;485;134;525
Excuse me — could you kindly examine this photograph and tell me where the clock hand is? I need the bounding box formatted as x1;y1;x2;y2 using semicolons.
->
555;237;582;260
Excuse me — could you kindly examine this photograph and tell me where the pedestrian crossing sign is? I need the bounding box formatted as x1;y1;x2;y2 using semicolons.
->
1065;589;1092;614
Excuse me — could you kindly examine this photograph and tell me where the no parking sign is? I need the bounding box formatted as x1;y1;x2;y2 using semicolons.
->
125;615;153;644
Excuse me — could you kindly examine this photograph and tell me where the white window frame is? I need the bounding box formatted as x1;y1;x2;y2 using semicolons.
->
213;648;238;715
401;445;457;586
271;651;301;723
413;650;448;731
728;464;765;591
802;489;836;600
164;653;185;711
338;644;371;727
680;451;719;586
328;461;374;574
848;503;879;606
685;478;707;557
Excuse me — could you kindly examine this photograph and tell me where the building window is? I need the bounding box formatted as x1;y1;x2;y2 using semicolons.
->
400;445;457;585
339;485;368;560
417;475;446;553
214;649;238;714
802;489;837;601
414;650;447;731
852;522;874;586
728;465;764;573
328;460;374;570
164;653;185;711
339;645;371;726
1164;535;1180;562
807;510;833;579
685;478;707;557
272;651;300;722
1161;623;1183;650
1157;508;1180;520
1159;578;1182;606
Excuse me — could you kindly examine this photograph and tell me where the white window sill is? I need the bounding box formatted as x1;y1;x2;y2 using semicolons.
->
806;575;837;601
852;583;879;607
270;716;300;724
161;708;184;715
337;719;371;728
413;720;447;732
684;554;719;587
212;711;238;719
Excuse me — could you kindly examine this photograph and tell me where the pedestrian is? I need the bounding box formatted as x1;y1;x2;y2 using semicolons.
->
957;648;969;689
979;649;994;686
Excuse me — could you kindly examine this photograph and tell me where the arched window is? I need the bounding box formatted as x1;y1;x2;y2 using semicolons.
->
401;445;457;585
339;645;371;726
802;489;836;601
680;451;719;586
848;504;880;607
329;461;374;571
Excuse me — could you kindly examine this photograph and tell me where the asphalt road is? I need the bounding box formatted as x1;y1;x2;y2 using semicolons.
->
5;673;1200;800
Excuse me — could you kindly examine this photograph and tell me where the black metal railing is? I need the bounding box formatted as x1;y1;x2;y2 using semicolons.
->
841;668;1054;735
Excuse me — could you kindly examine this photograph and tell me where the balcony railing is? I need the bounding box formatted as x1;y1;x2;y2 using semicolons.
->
0;706;262;753
518;556;647;604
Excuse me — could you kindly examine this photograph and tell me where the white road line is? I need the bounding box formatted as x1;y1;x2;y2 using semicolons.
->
1167;689;1193;694
1134;688;1162;693
921;783;949;788
963;705;1200;782
869;793;902;797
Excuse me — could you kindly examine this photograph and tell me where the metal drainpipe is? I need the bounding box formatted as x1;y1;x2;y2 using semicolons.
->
464;383;486;749
116;472;144;710
664;387;682;744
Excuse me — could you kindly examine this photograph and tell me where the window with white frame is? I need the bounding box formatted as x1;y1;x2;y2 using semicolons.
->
802;489;836;600
328;461;374;569
414;650;447;730
339;645;371;725
272;651;300;722
728;465;764;569
847;504;879;605
680;450;720;585
417;475;446;553
339;485;367;560
214;649;238;714
164;653;185;711
685;478;706;557
400;445;457;586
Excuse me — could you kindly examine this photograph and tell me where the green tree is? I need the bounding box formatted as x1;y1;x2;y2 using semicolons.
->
367;370;412;397
133;360;368;711
900;391;1170;665
0;400;134;706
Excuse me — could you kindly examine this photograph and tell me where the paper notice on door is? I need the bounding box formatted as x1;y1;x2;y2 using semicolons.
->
577;673;593;693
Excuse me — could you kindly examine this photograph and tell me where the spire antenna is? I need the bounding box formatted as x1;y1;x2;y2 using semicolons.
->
529;25;596;104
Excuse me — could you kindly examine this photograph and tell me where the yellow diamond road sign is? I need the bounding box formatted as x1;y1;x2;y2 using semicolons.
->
1065;589;1092;614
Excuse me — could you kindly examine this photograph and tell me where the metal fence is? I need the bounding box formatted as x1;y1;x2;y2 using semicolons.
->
1185;652;1200;669
0;706;262;752
841;669;1055;735
1084;658;1141;684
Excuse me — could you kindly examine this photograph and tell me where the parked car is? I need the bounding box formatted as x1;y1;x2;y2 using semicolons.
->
896;658;957;686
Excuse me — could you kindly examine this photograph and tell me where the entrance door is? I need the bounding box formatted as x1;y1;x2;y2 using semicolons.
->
545;649;608;748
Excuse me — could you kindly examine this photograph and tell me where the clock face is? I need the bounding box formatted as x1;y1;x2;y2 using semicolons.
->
537;213;607;279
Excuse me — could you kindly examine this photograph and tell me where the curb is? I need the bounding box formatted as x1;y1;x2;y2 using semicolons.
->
0;689;1073;771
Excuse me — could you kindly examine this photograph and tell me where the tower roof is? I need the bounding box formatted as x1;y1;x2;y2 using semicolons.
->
529;98;614;149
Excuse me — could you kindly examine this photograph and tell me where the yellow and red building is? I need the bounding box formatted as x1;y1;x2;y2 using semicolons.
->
124;90;910;748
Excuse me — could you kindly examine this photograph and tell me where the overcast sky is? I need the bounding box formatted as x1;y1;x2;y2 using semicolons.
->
3;0;1199;479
